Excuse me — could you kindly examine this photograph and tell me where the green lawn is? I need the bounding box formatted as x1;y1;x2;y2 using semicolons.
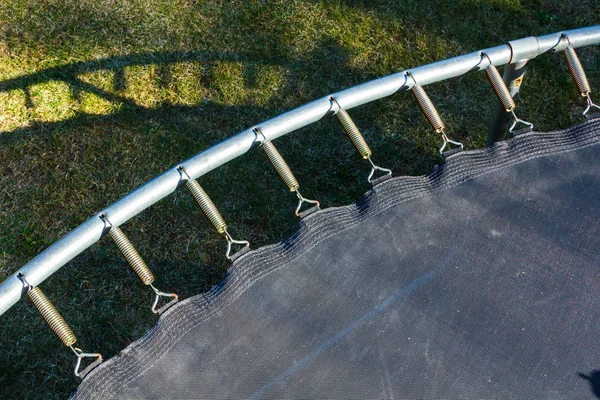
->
0;1;598;398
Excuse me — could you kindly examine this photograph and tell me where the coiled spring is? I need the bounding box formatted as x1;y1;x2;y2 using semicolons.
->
336;110;373;159
254;129;320;216
179;166;249;258
564;45;591;97
18;273;102;377
480;54;534;133
484;60;515;112
411;84;445;133
562;35;599;117
100;215;177;313
109;226;154;285
185;179;228;234
407;73;464;155
262;141;300;192
28;286;77;347
330;97;392;182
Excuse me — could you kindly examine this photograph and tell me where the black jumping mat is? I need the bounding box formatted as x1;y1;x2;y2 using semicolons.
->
74;119;600;399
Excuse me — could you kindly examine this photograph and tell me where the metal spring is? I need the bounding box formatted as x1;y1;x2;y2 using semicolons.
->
411;84;445;133
109;227;155;285
28;287;77;347
262;141;300;192
485;62;515;112
186;179;227;234
336;110;373;159
564;46;591;96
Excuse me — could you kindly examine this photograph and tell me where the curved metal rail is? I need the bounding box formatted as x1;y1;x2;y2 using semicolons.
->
1;26;599;317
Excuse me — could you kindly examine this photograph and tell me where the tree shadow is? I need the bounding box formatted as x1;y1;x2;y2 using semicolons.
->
0;50;281;146
0;36;380;145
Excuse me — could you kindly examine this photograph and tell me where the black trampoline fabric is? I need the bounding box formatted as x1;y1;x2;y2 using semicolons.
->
74;119;600;400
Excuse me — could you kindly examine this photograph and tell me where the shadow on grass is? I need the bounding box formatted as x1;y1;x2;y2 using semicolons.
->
0;35;372;144
0;50;280;108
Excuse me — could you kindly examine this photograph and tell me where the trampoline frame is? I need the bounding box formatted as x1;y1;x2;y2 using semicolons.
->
0;25;599;317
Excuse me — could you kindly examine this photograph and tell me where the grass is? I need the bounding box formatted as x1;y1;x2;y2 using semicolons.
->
0;0;598;398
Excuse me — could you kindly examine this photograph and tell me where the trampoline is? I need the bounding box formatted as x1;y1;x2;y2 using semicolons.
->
1;26;600;399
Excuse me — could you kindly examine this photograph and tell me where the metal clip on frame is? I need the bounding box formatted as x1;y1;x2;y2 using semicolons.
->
254;128;320;217
482;53;534;133
330;97;392;184
178;166;250;260
16;274;102;378
100;215;178;314
407;72;464;156
562;34;600;117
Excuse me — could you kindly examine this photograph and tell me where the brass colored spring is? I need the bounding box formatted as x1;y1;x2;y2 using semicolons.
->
485;63;515;112
186;179;228;234
336;110;373;159
564;46;591;96
262;141;300;192
412;84;445;133
28;287;77;347
109;227;155;285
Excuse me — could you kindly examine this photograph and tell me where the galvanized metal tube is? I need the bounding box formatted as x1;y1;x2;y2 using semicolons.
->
1;26;600;317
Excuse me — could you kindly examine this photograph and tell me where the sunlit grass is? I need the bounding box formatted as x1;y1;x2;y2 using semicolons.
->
30;81;76;122
0;89;30;131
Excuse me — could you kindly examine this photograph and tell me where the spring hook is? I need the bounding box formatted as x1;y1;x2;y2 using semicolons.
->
70;346;104;378
148;283;179;314
178;166;250;259
481;53;534;133
330;97;392;183
294;190;320;217
17;273;102;378
255;128;320;216
562;35;600;117
100;215;178;314
407;72;464;155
